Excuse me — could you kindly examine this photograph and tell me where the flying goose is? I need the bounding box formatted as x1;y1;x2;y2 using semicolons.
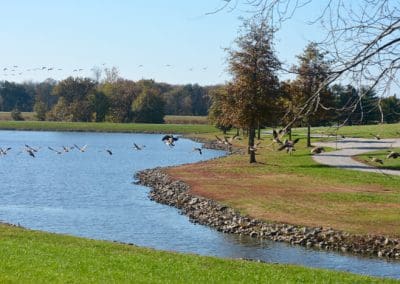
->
48;146;62;154
368;156;384;164
272;129;283;145
133;143;144;150
162;135;178;147
278;138;300;155
74;144;87;152
0;147;11;156
370;133;381;140
387;151;400;159
310;146;325;154
25;144;40;153
193;147;202;155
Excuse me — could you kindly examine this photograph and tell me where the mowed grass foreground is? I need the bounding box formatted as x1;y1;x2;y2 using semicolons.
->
0;224;395;283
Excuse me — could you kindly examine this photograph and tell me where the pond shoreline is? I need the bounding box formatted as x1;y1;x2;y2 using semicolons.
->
135;167;400;261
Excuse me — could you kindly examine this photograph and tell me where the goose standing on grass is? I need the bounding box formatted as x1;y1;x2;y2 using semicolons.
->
278;138;300;155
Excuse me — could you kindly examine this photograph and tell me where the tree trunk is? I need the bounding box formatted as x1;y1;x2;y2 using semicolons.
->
236;128;240;136
288;128;292;141
249;127;256;163
307;123;311;147
257;123;261;140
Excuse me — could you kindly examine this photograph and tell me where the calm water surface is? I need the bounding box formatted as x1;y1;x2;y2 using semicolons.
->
1;130;400;279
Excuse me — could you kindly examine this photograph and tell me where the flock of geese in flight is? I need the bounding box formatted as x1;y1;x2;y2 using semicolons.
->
0;135;206;158
1;64;209;78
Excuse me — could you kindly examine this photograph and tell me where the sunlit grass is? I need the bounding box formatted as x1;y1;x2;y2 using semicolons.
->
167;136;400;237
0;224;395;283
0;120;217;134
354;148;400;170
293;123;400;139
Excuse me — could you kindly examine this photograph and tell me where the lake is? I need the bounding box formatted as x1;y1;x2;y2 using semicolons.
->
1;130;400;279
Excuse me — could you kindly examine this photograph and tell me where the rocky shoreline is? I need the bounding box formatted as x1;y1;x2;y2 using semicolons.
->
136;168;400;260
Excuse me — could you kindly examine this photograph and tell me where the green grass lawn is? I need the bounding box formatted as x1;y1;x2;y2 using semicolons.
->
295;123;400;139
164;115;208;124
354;148;400;170
0;120;217;134
169;132;400;237
0;224;395;283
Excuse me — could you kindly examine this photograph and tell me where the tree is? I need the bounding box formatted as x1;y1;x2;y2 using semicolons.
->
50;77;97;121
0;81;33;111
208;85;233;134
381;95;400;123
132;88;165;123
215;0;400;126
291;42;333;146
225;17;281;163
101;79;136;123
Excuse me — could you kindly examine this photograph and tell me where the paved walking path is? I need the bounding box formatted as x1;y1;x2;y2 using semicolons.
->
312;138;400;176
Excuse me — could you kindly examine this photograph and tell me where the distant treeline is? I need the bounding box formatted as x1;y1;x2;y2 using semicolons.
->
1;77;399;125
0;78;213;123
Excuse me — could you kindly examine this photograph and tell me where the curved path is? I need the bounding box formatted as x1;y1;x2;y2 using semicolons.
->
312;137;400;176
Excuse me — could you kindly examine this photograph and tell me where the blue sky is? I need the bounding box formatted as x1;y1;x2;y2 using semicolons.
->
0;1;324;85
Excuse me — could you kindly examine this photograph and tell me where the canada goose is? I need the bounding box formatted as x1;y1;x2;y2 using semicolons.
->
74;144;87;152
162;135;178;146
249;141;262;153
225;135;239;144
370;133;381;140
278;138;300;155
215;135;224;144
311;146;325;154
62;146;73;152
25;144;40;152
25;149;35;158
48;146;62;154
106;149;113;155
193;147;202;155
368;156;384;164
133;143;144;150
0;147;11;156
272;129;283;145
387;151;400;159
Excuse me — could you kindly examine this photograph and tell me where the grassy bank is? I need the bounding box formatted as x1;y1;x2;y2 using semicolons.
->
299;123;400;139
169;128;400;237
164;115;208;125
354;148;400;171
0;120;216;134
0;224;395;283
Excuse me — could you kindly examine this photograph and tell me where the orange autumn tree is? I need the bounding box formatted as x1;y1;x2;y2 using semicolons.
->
224;17;281;163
